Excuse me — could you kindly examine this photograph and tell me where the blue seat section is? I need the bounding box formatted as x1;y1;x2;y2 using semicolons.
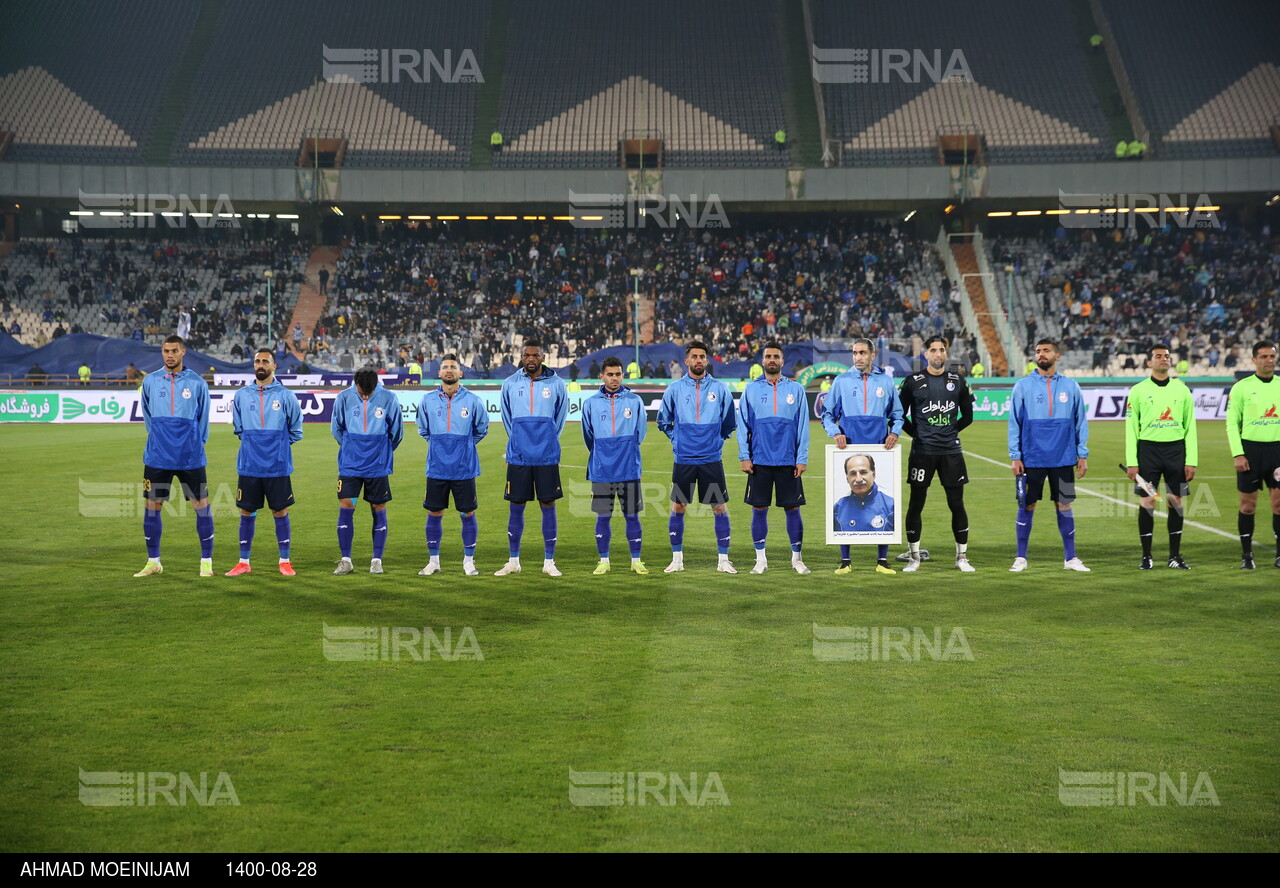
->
811;0;1111;165
0;0;200;163
493;0;787;169
1101;0;1278;158
171;0;487;168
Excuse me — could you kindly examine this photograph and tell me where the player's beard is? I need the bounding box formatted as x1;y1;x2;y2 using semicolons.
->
255;369;269;381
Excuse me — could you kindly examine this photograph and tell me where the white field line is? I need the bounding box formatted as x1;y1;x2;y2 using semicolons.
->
962;449;1236;541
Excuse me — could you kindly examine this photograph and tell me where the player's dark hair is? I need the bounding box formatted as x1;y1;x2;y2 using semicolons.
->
521;339;543;354
354;368;378;395
762;340;783;355
601;356;623;371
254;347;273;359
439;353;459;365
1253;340;1276;357
685;340;709;356
852;337;875;353
924;335;949;350
163;334;185;347
1146;343;1170;359
844;454;876;475
1036;338;1060;352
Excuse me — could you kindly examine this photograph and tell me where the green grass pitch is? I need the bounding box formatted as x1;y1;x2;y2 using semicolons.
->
0;420;1276;852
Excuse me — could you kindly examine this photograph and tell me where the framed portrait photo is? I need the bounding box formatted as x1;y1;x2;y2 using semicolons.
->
824;444;903;546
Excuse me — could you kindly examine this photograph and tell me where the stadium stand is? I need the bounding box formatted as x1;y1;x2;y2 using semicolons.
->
307;223;974;375
172;0;487;168
0;0;199;164
1101;0;1280;159
811;0;1111;165
0;237;307;359
985;227;1280;375
493;0;788;169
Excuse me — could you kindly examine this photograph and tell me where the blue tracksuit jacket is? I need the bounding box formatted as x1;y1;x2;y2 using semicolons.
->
657;373;736;464
332;383;404;477
833;484;896;532
737;375;810;466
232;378;302;476
582;385;647;482
500;366;568;466
141;367;210;470
416;384;489;480
1008;370;1090;467
820;366;903;444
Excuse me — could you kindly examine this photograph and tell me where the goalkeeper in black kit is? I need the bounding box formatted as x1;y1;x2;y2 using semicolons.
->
898;336;976;572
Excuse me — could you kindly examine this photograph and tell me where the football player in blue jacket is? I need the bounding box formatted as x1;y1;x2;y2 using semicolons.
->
821;337;903;574
225;349;303;576
657;341;738;573
1008;339;1091;572
332;368;404;575
494;340;569;577
417;354;489;577
134;335;215;578
738;342;811;575
582;357;649;575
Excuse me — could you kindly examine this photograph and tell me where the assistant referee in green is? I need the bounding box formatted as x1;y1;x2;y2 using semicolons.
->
1227;340;1280;570
1125;345;1197;570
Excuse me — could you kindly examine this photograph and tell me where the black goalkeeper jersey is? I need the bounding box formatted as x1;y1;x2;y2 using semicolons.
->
899;370;975;455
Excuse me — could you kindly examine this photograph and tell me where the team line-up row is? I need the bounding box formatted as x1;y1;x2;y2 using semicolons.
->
129;336;1280;578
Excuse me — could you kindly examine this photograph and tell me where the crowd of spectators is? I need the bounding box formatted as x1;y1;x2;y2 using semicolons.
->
989;223;1279;372
316;219;969;372
1;222;974;376
0;236;309;355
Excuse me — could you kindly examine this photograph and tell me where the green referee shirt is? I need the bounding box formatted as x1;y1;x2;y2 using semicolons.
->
1125;376;1198;466
1226;373;1280;456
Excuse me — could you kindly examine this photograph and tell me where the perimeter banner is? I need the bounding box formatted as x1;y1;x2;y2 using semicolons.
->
0;386;1236;423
